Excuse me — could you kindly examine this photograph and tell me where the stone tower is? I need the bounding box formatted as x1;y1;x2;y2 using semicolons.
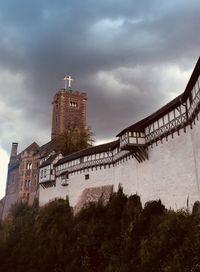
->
6;142;20;196
9;142;18;165
2;143;20;219
51;88;87;139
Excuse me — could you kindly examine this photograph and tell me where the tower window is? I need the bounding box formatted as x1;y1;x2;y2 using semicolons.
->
26;162;32;170
24;180;31;190
70;101;78;108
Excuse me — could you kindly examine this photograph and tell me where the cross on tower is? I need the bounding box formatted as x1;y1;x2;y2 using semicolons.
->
64;74;74;89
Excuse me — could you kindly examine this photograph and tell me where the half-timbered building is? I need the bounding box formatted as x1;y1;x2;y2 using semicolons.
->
39;58;200;211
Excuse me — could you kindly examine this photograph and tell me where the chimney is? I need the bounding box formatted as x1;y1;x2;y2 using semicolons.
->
9;142;18;164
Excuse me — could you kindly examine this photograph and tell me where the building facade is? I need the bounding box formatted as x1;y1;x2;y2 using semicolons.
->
39;57;200;211
18;142;40;204
1;142;40;219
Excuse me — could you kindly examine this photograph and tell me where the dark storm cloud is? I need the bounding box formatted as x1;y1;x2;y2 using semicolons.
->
0;0;200;152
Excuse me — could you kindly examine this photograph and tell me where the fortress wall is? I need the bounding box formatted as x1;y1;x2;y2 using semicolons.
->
118;118;200;210
39;186;59;206
39;165;115;206
39;116;200;210
72;115;200;210
190;118;200;198
64;166;115;207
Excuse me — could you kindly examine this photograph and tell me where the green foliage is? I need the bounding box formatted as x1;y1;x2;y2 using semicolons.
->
55;127;94;156
1;190;200;271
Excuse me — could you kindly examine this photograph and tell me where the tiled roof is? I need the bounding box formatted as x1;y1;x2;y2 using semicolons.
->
25;142;39;153
17;142;40;158
38;136;68;158
55;140;119;166
117;95;182;136
117;57;200;137
39;154;59;168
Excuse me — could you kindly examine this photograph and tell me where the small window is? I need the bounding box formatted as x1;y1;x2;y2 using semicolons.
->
80;157;84;163
85;174;89;180
70;101;78;108
61;172;69;180
44;169;47;178
24;180;31;190
40;170;43;179
26;163;32;170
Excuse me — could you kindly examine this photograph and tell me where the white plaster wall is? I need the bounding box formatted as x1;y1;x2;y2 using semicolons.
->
39;116;200;210
117;118;200;210
39;166;115;206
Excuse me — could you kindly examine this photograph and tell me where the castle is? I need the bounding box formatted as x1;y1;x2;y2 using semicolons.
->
1;57;200;218
0;78;87;219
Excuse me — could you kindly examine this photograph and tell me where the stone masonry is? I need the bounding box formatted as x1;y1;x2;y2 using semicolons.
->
51;89;87;139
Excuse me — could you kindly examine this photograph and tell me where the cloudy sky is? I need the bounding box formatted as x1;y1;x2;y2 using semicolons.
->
0;0;200;198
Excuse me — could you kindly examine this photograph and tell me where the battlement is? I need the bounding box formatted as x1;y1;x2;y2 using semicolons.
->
54;88;87;99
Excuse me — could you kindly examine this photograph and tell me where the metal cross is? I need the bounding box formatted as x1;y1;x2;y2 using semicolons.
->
64;74;74;89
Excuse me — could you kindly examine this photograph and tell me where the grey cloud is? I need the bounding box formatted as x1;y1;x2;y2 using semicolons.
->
0;0;199;153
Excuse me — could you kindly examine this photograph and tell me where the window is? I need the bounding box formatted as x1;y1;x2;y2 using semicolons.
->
24;180;31;190
70;101;78;108
61;172;69;186
85;174;89;180
44;169;47;178
40;170;43;179
61;172;69;180
80;157;84;163
26;162;32;170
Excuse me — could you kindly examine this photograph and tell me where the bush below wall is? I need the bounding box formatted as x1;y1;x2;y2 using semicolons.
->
0;188;200;272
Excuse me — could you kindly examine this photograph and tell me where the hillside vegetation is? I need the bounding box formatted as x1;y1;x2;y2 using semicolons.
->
0;188;200;272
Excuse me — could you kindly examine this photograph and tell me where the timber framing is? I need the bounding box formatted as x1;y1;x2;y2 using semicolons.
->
118;57;200;145
39;180;56;189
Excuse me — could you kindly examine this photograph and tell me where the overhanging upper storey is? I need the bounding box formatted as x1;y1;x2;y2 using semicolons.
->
117;57;200;147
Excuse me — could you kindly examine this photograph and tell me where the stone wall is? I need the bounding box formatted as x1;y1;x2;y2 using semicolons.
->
0;197;5;220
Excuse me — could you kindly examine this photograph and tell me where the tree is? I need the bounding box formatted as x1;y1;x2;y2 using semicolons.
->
53;127;94;156
33;198;73;272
